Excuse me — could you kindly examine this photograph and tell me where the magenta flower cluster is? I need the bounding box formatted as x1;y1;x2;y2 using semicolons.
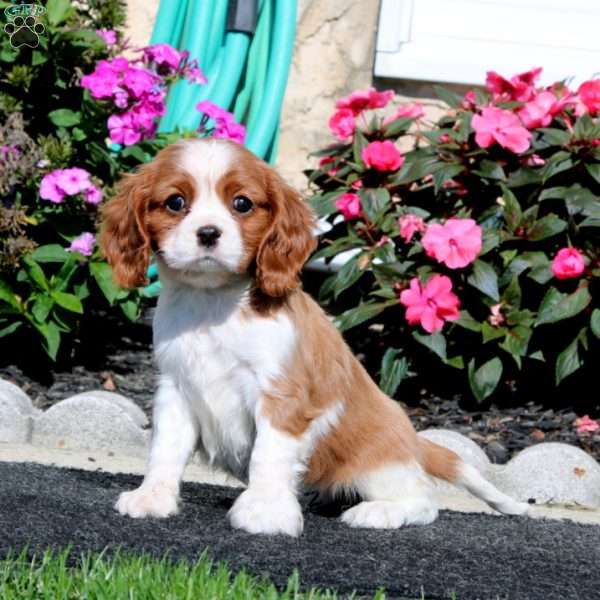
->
39;168;102;205
196;100;246;144
80;44;207;147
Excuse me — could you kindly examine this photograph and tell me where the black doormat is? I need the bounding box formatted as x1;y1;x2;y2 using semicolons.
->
0;462;598;600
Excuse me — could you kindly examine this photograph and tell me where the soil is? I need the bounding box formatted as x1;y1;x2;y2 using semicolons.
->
1;307;598;465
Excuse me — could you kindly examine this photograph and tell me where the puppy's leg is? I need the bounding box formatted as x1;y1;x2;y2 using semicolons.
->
116;375;199;518
341;462;438;529
228;412;304;537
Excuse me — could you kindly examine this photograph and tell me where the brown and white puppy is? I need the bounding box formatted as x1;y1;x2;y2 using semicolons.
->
101;138;527;536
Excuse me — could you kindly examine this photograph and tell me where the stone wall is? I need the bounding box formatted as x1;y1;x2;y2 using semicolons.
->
123;0;442;190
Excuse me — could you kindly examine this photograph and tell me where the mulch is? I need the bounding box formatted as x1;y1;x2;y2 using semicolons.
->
1;314;598;464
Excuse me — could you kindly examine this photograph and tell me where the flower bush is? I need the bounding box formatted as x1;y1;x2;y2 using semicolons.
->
0;0;244;361
307;69;600;403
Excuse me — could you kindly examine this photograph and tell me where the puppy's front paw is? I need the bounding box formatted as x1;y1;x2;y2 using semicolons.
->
115;483;179;519
228;488;303;537
341;499;438;529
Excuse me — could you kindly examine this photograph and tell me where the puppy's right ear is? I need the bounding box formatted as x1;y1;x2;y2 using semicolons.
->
100;167;152;289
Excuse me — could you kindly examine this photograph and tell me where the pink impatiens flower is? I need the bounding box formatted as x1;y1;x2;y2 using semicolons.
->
575;415;599;434
577;79;600;116
518;91;558;129
398;214;426;243
471;107;532;154
362;140;404;172
422;218;482;269
336;88;394;115
328;108;355;140
68;232;95;256
485;67;542;102
399;275;460;333
551;248;586;280
335;192;361;220
55;167;92;196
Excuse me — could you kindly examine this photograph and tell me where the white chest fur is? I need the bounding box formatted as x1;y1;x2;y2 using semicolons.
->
152;278;296;480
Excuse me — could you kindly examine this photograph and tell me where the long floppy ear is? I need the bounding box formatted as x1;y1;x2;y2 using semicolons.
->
100;167;152;289
256;171;317;297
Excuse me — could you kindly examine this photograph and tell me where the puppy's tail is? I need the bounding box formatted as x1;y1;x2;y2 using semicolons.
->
420;438;528;516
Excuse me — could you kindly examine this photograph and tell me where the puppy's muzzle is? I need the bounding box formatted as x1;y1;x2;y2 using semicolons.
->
196;226;222;248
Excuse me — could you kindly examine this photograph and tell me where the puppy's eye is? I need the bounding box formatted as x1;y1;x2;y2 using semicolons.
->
165;195;186;213
232;195;253;214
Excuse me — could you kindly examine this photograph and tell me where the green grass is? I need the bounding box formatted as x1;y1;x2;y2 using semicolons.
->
0;549;393;600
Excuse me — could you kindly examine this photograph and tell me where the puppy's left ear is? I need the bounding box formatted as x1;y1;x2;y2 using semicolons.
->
256;172;317;298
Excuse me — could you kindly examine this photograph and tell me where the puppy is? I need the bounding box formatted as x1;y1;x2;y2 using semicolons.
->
101;138;527;536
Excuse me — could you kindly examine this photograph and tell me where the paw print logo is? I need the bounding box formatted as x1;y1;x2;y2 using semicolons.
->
4;14;44;48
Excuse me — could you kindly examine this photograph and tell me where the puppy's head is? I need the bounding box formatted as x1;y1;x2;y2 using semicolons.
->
100;138;316;296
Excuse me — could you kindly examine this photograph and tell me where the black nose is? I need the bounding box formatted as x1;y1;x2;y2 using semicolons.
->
196;226;222;248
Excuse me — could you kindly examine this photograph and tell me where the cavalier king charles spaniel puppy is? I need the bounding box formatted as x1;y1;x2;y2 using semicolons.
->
101;138;527;536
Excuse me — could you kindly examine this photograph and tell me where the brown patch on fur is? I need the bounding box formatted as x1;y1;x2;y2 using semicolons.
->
100;144;195;288
260;291;426;489
419;438;459;482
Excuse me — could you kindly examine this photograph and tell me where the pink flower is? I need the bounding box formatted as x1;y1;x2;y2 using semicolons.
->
335;192;361;220
471;107;532;154
122;67;157;99
422;218;482;269
577;80;600;116
196;101;245;143
398;214;426;243
186;66;207;84
523;154;545;167
336;88;394;115
351;179;363;190
108;113;142;146
518;91;558;129
55;168;92;195
68;232;95;256
39;172;65;203
461;90;477;109
81;58;129;99
329;108;355;140
84;185;103;205
319;156;338;176
143;43;182;71
485;67;542;102
399;275;460;333
551;248;586;280
96;29;117;45
361;141;404;172
384;102;425;124
575;415;599;434
489;303;505;327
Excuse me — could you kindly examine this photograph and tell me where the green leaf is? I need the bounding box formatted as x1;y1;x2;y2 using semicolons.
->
34;321;61;360
538;128;571;146
90;262;120;304
352;130;369;166
433;85;462;108
48;109;81;127
22;257;49;291
412;331;447;361
0;279;20;310
46;0;73;26
500;326;532;361
473;160;505;181
501;187;522;232
468;357;503;403
590;309;600;339
535;285;592;327
333;257;365;299
383;117;413;137
585;163;600;185
525;214;567;241
309;191;339;217
32;294;54;323
51;291;83;314
454;310;482;332
555;335;581;385
379;348;410;396
502;276;521;309
120;299;140;322
31;50;48;66
0;321;22;338
30;244;69;263
467;260;499;301
334;301;386;332
358;188;390;222
482;322;506;342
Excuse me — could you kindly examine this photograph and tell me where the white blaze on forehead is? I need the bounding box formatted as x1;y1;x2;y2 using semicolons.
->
178;138;236;189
